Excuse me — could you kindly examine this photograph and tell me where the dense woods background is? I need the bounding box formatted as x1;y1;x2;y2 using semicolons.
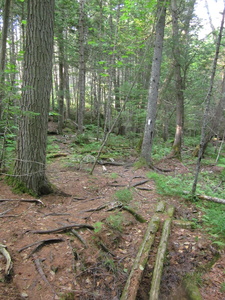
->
0;0;225;195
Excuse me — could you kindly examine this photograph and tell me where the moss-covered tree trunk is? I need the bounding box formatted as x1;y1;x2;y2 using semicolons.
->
13;0;55;196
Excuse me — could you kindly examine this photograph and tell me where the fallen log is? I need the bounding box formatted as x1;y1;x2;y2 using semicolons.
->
197;194;225;205
155;201;165;213
120;215;160;300
122;205;146;223
149;208;174;300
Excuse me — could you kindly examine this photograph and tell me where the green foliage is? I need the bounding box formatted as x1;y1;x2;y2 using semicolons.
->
59;292;75;300
113;188;133;204
201;202;225;237
93;221;104;233
106;212;124;232
109;172;119;179
147;172;191;196
220;282;225;293
5;176;36;197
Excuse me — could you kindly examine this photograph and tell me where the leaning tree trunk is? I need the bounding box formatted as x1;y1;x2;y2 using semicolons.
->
192;4;225;195
13;0;55;196
141;0;166;165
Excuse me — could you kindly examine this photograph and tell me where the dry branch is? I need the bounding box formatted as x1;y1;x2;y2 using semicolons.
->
120;215;160;300
29;223;94;234
0;244;13;277
149;210;174;300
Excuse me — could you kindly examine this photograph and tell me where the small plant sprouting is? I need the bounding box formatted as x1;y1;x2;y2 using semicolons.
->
114;188;133;205
106;212;123;232
93;221;104;233
109;172;119;179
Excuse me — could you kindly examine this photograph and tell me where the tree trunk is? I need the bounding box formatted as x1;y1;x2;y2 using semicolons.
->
0;0;11;119
170;0;185;159
141;0;166;165
192;5;225;195
77;0;86;133
57;27;65;135
13;0;55;196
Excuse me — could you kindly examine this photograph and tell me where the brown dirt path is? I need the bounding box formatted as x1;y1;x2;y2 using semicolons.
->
0;158;224;300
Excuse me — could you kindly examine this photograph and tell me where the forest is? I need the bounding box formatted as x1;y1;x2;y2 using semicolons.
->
0;0;225;299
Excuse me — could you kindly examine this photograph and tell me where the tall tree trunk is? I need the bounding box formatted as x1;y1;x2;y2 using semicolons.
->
192;5;225;195
141;0;166;165
57;28;65;134
13;0;55;196
77;0;86;133
170;0;185;159
0;0;11;120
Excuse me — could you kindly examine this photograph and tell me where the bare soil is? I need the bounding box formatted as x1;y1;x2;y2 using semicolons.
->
0;141;225;300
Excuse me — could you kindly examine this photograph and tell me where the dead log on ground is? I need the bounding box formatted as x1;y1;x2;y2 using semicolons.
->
120;215;160;300
149;208;174;300
122;206;146;223
197;194;225;204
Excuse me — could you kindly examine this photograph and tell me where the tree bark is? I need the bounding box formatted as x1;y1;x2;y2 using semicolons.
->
0;0;11;119
77;0;86;133
13;0;55;196
141;0;166;165
192;5;225;195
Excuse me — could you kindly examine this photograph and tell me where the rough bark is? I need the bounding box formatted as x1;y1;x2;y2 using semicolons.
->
0;0;11;119
77;0;86;133
141;0;166;165
13;0;55;196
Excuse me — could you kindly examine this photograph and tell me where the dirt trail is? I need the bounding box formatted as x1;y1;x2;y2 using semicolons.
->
0;158;224;300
